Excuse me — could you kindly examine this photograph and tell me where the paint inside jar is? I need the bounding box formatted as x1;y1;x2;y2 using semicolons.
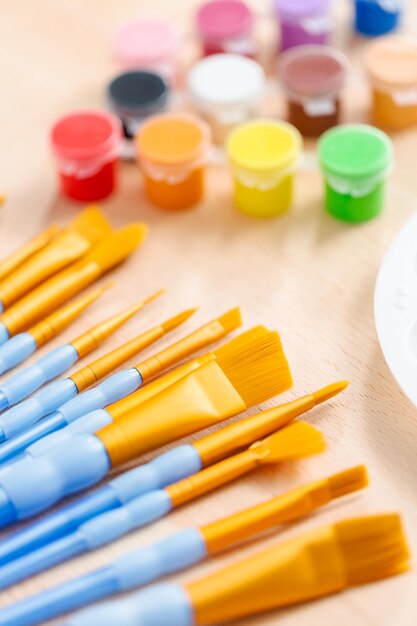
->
273;0;332;51
108;71;169;139
50;111;122;202
227;120;302;218
318;124;392;223
188;54;265;144
355;0;402;36
112;19;180;83
137;114;212;210
196;0;256;57
364;36;417;130
280;45;349;137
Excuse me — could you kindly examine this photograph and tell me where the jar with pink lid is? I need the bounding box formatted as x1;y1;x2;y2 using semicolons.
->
112;18;180;84
196;0;256;57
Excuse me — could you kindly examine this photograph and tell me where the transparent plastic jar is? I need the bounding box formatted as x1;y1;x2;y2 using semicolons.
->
355;0;402;37
318;124;393;223
196;0;256;57
280;45;349;137
273;0;333;51
227;120;302;217
50;111;122;202
364;36;417;130
112;19;180;84
137;114;212;210
188;54;265;144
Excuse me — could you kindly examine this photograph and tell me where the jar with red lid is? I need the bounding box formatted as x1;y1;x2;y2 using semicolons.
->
50;111;122;202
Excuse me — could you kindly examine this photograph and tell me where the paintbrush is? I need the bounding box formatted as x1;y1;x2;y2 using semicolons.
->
0;422;326;600
0;283;110;375
0;206;112;312
0;326;291;525
0;380;347;564
0;225;59;281
0;290;163;436
0;223;148;345
58;514;409;626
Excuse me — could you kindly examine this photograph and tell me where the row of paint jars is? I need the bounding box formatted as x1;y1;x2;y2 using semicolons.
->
111;0;404;81
50;110;392;224
107;33;417;151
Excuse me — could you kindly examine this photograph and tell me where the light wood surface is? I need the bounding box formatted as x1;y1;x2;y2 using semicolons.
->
0;1;417;624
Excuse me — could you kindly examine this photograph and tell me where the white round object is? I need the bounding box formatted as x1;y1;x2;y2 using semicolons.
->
187;54;265;108
374;211;417;407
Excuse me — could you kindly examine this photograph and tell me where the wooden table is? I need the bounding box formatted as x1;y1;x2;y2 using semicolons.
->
0;1;416;624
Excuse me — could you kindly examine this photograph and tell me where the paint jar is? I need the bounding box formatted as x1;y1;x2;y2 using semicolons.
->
318;124;392;223
112;19;180;83
279;45;349;137
108;71;169;139
137;114;212;210
226;120;302;218
354;0;402;37
364;36;417;130
196;0;256;57
273;0;332;51
188;54;265;144
50;111;122;202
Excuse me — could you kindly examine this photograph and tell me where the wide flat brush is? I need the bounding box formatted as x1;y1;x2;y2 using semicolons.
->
59;514;410;626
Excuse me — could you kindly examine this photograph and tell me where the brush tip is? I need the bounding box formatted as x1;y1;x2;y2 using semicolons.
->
336;514;410;585
328;465;369;499
313;381;350;405
218;308;242;334
143;288;165;305
161;308;198;333
251;422;326;463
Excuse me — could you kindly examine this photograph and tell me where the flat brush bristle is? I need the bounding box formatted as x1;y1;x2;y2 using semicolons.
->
161;308;198;333
251;422;326;463
328;465;369;500
70;205;113;243
218;308;242;334
86;225;148;271
335;514;410;585
213;327;292;407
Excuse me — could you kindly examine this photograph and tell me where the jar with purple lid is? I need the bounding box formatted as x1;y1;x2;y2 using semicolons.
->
273;0;333;51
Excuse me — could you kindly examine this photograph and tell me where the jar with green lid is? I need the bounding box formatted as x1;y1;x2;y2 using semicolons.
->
318;124;392;223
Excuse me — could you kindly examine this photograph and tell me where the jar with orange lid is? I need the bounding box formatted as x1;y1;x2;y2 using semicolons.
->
364;36;417;130
136;114;212;210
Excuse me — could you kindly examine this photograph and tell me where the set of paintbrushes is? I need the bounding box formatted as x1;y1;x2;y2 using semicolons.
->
0;209;411;626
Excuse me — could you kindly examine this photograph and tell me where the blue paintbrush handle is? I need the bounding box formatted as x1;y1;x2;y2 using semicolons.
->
0;332;37;376
0;378;77;442
0;323;10;347
0;445;202;564
0;368;142;461
62;585;193;626
0;433;110;526
0;344;79;412
0;530;205;626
